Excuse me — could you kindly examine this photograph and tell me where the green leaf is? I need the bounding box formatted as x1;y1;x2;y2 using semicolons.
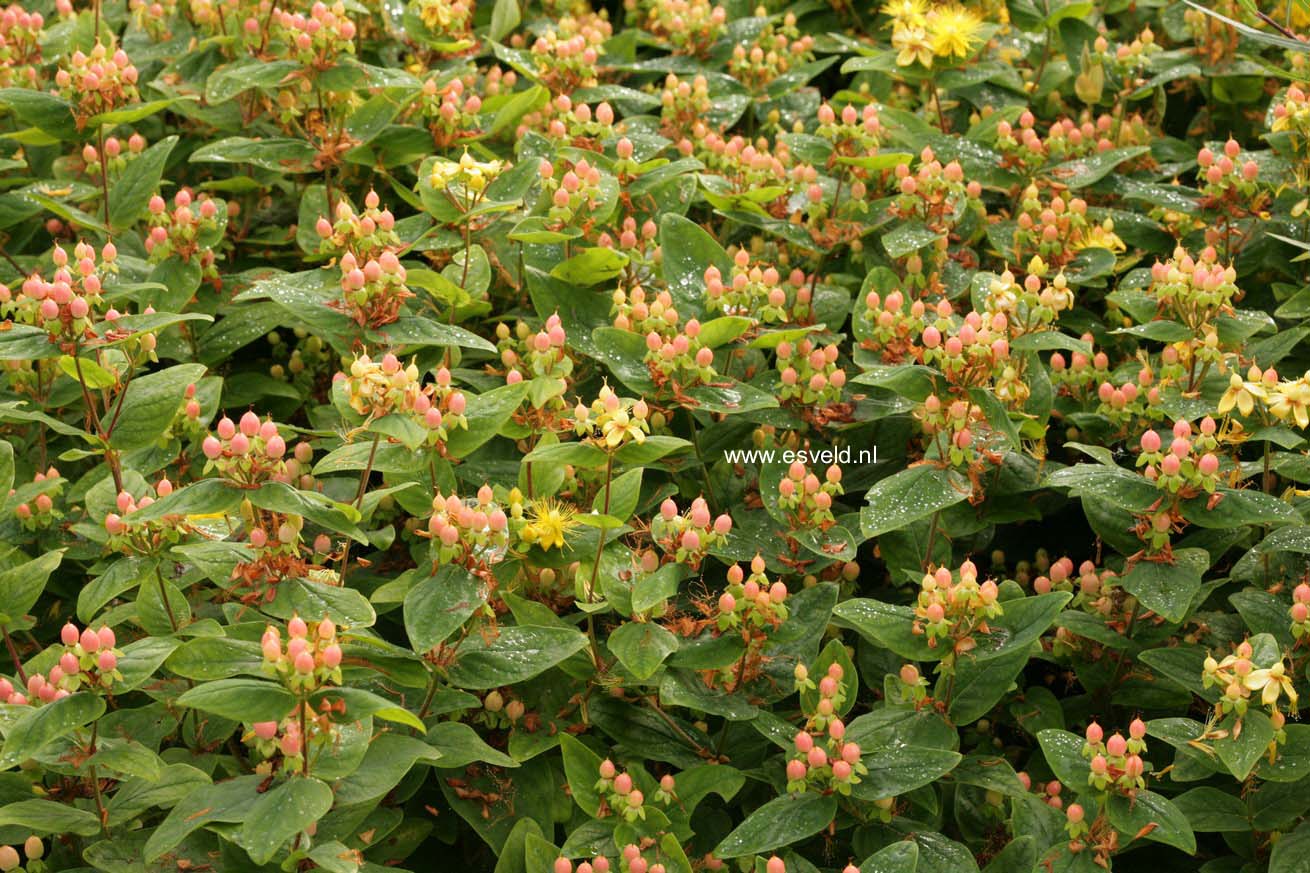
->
446;626;589;689
190;136;319;172
0;693;106;770
489;0;521;40
240;777;335;864
0;439;10;498
0;549;64;624
110;135;178;229
165;636;264;680
105;363;207;450
1216;710;1275;781
559;733;605;816
1120;548;1210;623
859;841;920;873
175;678;296;723
404;565;488;652
608;621;679;680
550;247;629;284
861;466;971;539
0;799;102;835
205;58;298;103
144;775;264;861
852;746;963;800
714;793;838;858
0;88;76;140
882;220;943;258
446;382;531;458
1043;146;1151;188
660;213;730;315
1269;822;1310;873
1036;729;1090;787
249;481;367;543
1106;789;1196;854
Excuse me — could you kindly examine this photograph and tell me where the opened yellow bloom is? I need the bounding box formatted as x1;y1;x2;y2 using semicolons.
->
1245;661;1298;712
893;25;934;68
1218;372;1264;417
521;498;577;551
1270;378;1310;430
882;0;927;28
927;4;982;60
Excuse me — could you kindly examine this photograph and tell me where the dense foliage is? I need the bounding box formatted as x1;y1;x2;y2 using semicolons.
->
5;0;1310;871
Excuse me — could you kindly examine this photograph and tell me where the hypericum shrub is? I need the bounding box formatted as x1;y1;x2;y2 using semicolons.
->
8;0;1310;872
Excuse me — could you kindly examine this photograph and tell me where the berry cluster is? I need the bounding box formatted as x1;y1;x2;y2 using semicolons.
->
337;247;409;327
261;615;344;693
10;466;61;530
982;268;1074;341
913;561;1002;662
425;486;509;569
0;4;41;87
316;190;399;262
523;17;609;91
657;73;713;138
776;460;843;529
1197;139;1261;203
1016;187;1121;268
1082;719;1148;794
596;216;657;263
540;157;605;227
1049;342;1111;398
1146;245;1239;335
54;41;139;118
3;242;116;338
704;251;808;323
816;101;883;157
716;557;789;632
593;759;675;823
419;75;487;147
0;623;121;705
916;394;986;467
785;713;865;797
628;0;725;55
858;287;925;360
1137;419;1221;496
146;190;225;282
104;481;191;552
82;132;147;179
890;148;981;237
267;2;357;66
339;355;468;446
776;339;846;406
1290;582;1310;639
520;94;616;143
497;313;572;390
652;496;731;567
727;11;814;91
688;133;797;200
200;411;292;485
0;837;43;873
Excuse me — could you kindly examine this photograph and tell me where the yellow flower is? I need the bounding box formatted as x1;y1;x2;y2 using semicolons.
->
881;0;927;28
1218;371;1265;417
927;4;982;60
1079;221;1125;254
1270;378;1310;430
601;407;648;448
892;25;934;68
1246;661;1298;712
520;497;577;551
